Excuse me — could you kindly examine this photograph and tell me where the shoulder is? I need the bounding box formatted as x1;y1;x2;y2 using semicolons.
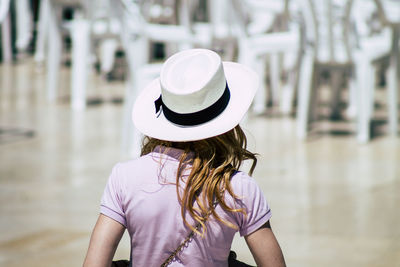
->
230;171;267;202
230;171;260;190
231;171;253;181
113;153;158;173
108;152;174;185
106;154;156;183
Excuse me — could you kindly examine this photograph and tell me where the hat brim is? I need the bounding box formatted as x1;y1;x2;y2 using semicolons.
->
132;62;259;142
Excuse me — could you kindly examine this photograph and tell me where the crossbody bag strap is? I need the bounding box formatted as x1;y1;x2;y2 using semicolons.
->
160;201;218;267
160;222;201;267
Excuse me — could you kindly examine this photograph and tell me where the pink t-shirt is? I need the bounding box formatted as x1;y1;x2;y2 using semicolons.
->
100;146;271;266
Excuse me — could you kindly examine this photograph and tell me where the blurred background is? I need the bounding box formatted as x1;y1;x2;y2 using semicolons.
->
0;0;399;266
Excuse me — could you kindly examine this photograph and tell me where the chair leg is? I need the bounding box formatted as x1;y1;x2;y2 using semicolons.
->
122;79;143;158
121;31;149;157
296;50;315;140
1;13;12;62
346;73;357;119
387;28;399;136
34;0;49;63
46;5;62;102
71;16;90;110
269;53;281;108
252;56;267;114
238;40;266;114
308;66;319;123
330;70;342;120
280;69;296;115
281;50;302;115
99;39;118;75
15;0;32;52
356;57;374;143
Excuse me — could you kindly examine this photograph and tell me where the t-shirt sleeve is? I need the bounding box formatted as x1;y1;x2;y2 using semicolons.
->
235;174;272;237
100;163;127;227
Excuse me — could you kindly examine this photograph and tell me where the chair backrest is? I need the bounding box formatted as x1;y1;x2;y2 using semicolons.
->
207;0;238;38
352;0;393;43
299;0;355;64
115;0;192;36
113;0;146;35
231;0;289;36
373;0;400;24
352;0;379;37
0;0;10;23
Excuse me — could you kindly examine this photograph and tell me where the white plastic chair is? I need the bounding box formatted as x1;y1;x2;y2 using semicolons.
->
15;0;33;53
71;0;121;109
45;0;121;110
46;0;84;105
34;0;50;63
352;0;393;143
232;0;302;115
0;0;12;62
369;0;400;140
296;0;356;139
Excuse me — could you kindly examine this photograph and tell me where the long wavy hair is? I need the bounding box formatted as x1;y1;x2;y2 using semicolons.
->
140;125;257;236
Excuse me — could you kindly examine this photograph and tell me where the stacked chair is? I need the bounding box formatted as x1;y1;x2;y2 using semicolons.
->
352;0;394;143
296;0;356;140
296;0;398;143
232;0;302;115
43;0;120;109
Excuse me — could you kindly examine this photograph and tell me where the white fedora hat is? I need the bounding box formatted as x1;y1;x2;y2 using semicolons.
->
132;49;259;142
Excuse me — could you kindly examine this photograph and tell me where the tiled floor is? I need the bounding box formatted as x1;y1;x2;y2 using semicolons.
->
0;59;399;267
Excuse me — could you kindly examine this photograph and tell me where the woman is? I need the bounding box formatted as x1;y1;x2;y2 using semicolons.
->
83;49;286;266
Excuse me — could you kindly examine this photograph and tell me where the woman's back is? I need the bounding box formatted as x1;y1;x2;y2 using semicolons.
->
101;146;271;266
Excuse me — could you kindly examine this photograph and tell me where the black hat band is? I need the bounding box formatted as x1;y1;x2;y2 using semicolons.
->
154;83;231;127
